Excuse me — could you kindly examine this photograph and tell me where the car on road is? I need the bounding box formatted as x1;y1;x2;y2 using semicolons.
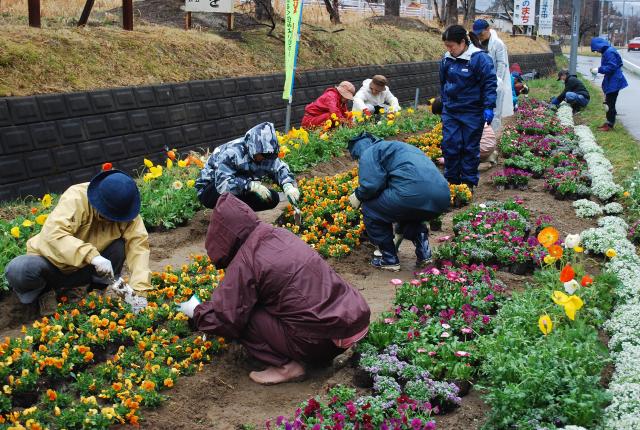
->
629;37;640;52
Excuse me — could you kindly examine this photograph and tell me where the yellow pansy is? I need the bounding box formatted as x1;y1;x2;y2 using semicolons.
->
22;220;33;227
10;226;20;238
177;159;187;168
35;214;48;225
538;314;553;335
187;179;195;188
144;158;154;168
605;248;617;258
41;194;52;209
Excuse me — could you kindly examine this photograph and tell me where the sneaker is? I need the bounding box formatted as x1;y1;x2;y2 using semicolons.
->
38;290;58;316
416;258;432;268
249;361;306;385
371;256;401;271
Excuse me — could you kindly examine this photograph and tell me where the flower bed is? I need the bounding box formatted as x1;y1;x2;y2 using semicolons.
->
490;168;533;190
435;199;548;273
0;255;225;428
405;123;443;161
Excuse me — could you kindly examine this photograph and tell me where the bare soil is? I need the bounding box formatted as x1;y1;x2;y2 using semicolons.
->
0;147;600;430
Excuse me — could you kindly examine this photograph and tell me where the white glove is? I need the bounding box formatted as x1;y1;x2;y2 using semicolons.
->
497;77;503;86
91;255;114;278
283;183;300;205
176;295;201;319
591;67;599;75
349;192;361;209
249;181;272;201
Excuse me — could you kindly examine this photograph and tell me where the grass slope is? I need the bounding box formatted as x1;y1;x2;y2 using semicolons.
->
0;22;550;97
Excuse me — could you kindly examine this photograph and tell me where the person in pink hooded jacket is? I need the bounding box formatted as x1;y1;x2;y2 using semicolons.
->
176;193;370;385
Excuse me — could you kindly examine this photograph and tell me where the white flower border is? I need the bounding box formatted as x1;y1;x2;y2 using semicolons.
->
557;105;640;429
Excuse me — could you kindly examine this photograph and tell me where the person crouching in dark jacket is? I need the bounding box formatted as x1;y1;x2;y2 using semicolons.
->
347;132;450;271
551;69;590;112
175;193;371;385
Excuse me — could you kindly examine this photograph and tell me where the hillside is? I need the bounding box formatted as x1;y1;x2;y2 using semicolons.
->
0;18;551;97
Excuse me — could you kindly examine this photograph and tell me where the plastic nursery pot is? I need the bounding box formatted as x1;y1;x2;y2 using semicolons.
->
11;390;39;408
453;379;471;397
352;368;374;388
509;262;534;276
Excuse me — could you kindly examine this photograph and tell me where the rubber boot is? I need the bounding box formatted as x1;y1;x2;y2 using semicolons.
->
413;231;432;268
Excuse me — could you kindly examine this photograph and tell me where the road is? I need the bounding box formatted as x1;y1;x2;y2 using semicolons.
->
622;49;640;68
576;55;640;141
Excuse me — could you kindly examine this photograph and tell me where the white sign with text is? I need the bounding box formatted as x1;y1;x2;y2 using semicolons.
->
185;0;234;14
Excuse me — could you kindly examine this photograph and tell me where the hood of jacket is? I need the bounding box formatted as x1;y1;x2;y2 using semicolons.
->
348;132;381;160
445;43;484;61
205;193;260;269
244;122;279;159
591;37;610;53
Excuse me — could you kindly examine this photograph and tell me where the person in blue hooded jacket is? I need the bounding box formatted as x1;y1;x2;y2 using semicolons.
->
590;37;628;131
195;122;300;210
347;132;450;271
439;25;498;190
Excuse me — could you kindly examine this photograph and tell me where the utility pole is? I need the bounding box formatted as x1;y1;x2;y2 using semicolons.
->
569;0;583;74
623;0;626;46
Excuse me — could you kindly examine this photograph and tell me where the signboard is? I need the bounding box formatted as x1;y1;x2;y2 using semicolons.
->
538;0;554;35
184;0;234;14
283;0;303;100
513;0;536;26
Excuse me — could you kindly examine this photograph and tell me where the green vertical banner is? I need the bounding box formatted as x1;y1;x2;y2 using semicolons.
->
283;0;303;100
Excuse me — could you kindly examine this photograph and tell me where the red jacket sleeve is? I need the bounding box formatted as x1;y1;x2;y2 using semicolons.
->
192;257;257;339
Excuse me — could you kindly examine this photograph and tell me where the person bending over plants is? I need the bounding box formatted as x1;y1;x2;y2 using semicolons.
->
176;193;371;385
352;75;401;115
301;81;355;128
550;69;591;113
347;132;450;271
195;122;301;211
4;170;152;316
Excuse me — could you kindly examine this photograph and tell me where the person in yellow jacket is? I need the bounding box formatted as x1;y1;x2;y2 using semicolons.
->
4;169;152;316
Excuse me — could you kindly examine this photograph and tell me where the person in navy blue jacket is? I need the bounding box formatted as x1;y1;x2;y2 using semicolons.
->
347;132;450;271
439;25;497;190
590;37;628;131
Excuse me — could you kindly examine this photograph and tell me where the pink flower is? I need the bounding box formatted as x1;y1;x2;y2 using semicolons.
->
441;323;451;329
437;235;451;243
390;279;403;286
410;279;420;286
455;351;471;357
430;268;441;275
428;351;437;356
417;348;427;353
441;332;450;338
383;317;395;324
461;327;473;334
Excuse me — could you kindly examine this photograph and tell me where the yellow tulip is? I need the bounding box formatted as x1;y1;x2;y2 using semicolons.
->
35;214;48;225
144;158;153;168
22;220;33;227
41;194;52;209
606;248;617;258
538;314;553;335
10;226;20;238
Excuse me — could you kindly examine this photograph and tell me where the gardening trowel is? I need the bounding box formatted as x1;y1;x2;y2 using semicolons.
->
279;192;302;226
106;277;148;314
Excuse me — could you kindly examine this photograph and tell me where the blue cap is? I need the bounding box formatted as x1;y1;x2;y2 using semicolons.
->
88;169;141;222
472;19;490;34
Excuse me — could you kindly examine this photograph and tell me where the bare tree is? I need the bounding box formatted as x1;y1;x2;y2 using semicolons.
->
254;0;274;20
385;0;401;16
446;0;458;25
323;0;341;23
432;0;444;23
461;0;476;25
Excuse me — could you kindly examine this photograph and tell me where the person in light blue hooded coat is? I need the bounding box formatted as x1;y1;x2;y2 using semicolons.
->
439;25;497;189
590;37;628;131
195;122;300;211
347;132;450;271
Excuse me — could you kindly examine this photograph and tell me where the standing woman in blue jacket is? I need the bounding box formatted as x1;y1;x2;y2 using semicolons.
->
590;37;628;131
439;25;497;190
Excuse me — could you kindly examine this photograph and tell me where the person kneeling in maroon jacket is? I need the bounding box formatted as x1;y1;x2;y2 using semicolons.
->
176;193;371;385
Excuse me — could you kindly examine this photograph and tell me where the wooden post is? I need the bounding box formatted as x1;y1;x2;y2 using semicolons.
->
185;12;192;30
227;13;234;31
78;0;96;26
28;0;41;28
123;0;133;30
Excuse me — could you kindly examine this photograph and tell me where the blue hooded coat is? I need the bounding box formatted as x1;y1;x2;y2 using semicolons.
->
591;37;628;94
349;133;450;217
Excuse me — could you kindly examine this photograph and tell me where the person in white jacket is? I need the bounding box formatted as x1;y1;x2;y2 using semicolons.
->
472;20;514;132
352;75;401;114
